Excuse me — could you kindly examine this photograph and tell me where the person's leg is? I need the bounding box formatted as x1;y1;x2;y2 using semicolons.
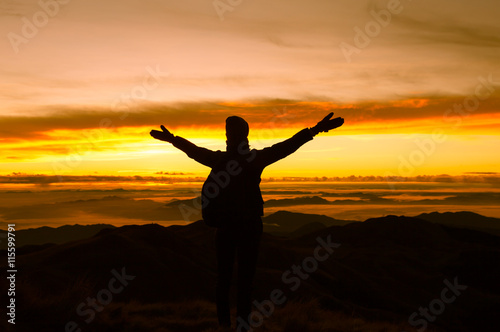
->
216;228;236;327
235;222;262;327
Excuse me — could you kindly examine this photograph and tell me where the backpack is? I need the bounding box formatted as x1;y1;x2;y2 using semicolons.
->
201;154;250;227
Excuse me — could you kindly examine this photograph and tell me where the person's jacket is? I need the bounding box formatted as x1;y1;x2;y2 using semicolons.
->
171;128;314;221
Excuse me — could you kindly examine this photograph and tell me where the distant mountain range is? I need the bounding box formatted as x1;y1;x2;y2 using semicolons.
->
0;223;115;251
415;211;500;236
262;210;356;236
3;210;498;250
1;210;499;331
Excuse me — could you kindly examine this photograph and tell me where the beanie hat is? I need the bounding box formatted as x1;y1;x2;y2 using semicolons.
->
225;116;249;143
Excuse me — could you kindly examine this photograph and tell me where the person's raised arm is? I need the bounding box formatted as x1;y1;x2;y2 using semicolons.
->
309;112;344;136
258;112;344;167
150;125;220;168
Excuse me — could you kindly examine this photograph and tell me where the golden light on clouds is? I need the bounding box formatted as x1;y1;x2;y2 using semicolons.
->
0;0;499;180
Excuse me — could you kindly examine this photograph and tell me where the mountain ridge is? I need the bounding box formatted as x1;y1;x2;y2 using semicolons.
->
1;213;499;331
2;210;499;251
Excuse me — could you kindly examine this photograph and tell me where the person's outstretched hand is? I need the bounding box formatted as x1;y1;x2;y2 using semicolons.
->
150;125;175;143
313;112;344;134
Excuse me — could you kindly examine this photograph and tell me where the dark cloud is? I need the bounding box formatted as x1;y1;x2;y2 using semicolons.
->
464;172;499;175
1;95;500;139
0;174;205;186
1;174;500;186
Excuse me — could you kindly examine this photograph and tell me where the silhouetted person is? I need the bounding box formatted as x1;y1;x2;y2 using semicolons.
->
150;113;344;330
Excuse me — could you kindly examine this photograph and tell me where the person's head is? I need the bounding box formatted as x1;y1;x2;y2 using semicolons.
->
225;116;249;150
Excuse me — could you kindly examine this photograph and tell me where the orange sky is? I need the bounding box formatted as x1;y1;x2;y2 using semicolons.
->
1;0;499;179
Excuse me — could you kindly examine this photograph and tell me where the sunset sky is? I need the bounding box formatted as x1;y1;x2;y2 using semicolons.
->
1;0;499;180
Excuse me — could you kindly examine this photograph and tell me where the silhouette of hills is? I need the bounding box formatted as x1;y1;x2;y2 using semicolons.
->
1;212;499;331
0;211;354;250
0;224;115;250
3;210;499;250
415;211;500;236
262;210;356;235
288;221;328;238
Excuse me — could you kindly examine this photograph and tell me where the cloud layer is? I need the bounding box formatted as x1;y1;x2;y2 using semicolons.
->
1;94;500;140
